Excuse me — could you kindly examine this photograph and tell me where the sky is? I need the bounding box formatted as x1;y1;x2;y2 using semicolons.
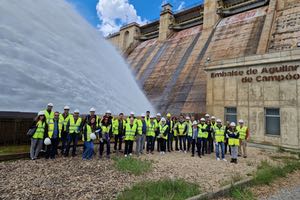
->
66;0;203;36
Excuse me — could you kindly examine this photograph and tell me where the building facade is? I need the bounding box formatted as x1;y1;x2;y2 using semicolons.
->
108;0;300;150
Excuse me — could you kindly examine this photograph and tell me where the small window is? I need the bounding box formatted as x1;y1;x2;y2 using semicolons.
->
265;108;280;135
225;107;237;124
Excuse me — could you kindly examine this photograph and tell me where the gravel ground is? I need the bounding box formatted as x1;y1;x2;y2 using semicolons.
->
256;170;300;200
0;147;287;200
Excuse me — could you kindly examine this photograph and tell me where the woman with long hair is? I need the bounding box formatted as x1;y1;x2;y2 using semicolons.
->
30;111;48;160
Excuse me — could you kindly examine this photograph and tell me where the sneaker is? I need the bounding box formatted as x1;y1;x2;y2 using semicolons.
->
222;159;227;162
184;151;187;154
125;154;128;157
243;156;247;158
217;158;220;161
191;154;195;157
162;152;165;155
129;153;132;156
160;152;163;155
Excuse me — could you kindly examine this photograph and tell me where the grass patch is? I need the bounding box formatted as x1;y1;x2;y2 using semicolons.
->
117;179;200;200
0;145;29;156
230;186;255;200
113;156;152;175
253;160;300;186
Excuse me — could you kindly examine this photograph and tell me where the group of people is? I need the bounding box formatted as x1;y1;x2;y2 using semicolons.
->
29;103;249;163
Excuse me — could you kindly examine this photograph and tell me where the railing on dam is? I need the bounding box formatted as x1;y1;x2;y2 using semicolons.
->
0;112;36;145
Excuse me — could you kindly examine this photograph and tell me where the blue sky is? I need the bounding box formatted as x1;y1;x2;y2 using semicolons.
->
66;0;202;36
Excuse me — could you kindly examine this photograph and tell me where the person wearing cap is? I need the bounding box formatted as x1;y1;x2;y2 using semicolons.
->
154;113;161;152
112;113;125;153
82;117;95;160
99;116;112;159
198;118;209;156
237;119;249;158
29;111;48;160
44;103;54;123
65;109;82;157
214;119;226;161
146;116;156;154
191;121;199;157
136;114;147;155
176;115;187;153
59;106;71;155
205;113;210;120
166;113;173;152
124;117;138;157
46;111;63;159
158;118;169;155
185;116;193;152
227;122;240;163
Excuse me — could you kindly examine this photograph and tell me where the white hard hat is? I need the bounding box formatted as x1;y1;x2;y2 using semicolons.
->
150;115;155;119
216;119;222;123
64;105;70;110
192;121;198;125
74;109;80;113
38;111;45;116
106;110;111;114
156;113;161;117
161;117;166;122
47;103;53;107
44;137;51;146
90;133;97;140
230;122;236;127
200;118;205;121
90;107;96;112
130;112;135;115
211;116;216;120
141;113;145;117
205;114;210;117
186;116;190;120
239;119;244;124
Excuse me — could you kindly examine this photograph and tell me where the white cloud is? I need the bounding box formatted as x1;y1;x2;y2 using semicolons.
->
96;0;146;36
176;1;185;11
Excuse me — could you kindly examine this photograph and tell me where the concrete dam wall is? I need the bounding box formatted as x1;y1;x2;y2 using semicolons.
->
108;0;300;115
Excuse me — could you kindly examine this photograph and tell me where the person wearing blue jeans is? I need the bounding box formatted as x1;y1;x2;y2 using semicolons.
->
214;119;227;161
82;119;95;160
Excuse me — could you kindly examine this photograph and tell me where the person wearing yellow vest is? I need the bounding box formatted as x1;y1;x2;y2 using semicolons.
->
208;116;217;154
43;103;54;123
82;118;95;160
45;111;63;159
113;113;125;152
154;113;161;152
172;116;179;151
145;111;151;124
227;122;240;164
30;111;48;160
158;118;169;155
166;113;173;152
127;112;137;124
59;105;71;155
214;119;227;161
198;118;208;156
65;109;82;157
186;116;193;152
124;117;138;157
136;114;147;155
237;119;249;158
176;115;187;153
86;107;101;127
146;116;156;154
99;116;112;159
